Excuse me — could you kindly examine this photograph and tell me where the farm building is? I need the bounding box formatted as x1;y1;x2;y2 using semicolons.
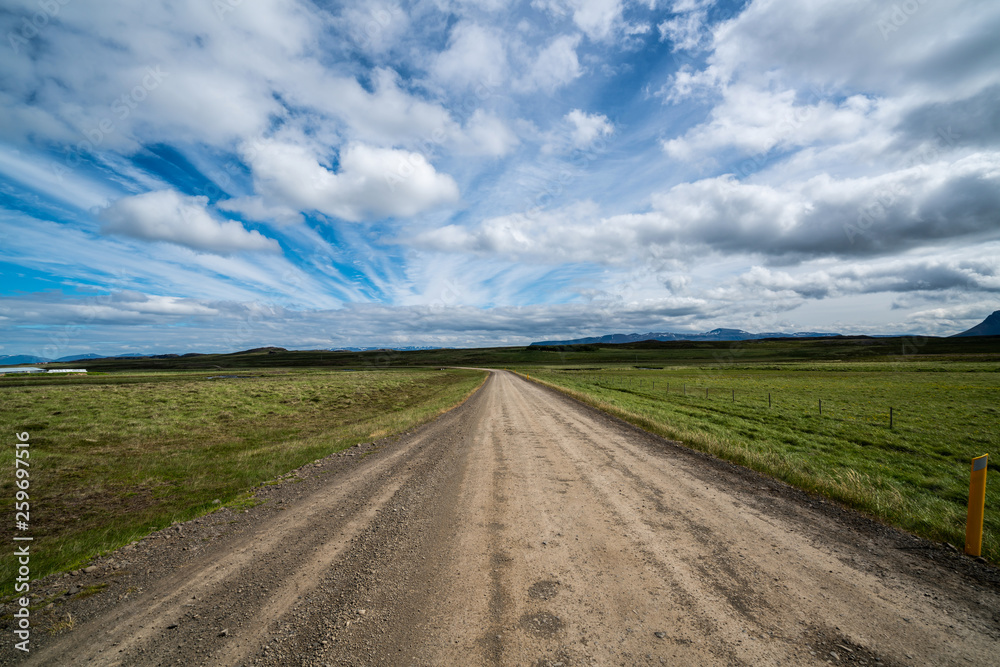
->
0;366;46;374
47;369;88;374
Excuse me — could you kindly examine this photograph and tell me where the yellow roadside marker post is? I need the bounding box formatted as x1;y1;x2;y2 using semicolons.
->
965;454;989;557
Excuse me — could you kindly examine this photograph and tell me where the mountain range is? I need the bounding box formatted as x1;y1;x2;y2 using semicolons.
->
2;312;996;365
0;352;161;366
531;311;1000;347
530;328;844;346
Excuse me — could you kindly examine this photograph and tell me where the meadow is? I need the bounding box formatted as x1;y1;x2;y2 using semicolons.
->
0;368;486;595
2;335;997;593
515;360;1000;562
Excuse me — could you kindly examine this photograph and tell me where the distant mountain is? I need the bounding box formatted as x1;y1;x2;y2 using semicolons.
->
530;328;843;346
328;346;446;352
0;354;50;366
55;353;106;362
953;310;1000;337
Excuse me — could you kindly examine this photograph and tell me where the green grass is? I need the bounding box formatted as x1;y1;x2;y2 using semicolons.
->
0;368;486;596
516;361;1000;562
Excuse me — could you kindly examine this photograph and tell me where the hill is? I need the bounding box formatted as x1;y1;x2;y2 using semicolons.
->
954;310;1000;337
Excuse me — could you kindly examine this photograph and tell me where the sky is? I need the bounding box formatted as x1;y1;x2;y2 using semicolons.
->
1;0;998;357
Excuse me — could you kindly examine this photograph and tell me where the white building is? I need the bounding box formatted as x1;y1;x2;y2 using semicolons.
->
0;367;46;374
48;369;88;373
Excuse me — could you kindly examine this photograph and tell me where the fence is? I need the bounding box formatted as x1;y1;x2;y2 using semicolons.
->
569;374;899;429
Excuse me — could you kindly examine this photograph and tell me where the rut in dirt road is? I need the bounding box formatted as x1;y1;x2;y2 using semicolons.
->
16;371;1000;666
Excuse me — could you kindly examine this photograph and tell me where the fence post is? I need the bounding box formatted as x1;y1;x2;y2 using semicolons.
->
768;393;771;408
732;389;735;403
965;454;989;557
819;399;822;416
889;407;893;429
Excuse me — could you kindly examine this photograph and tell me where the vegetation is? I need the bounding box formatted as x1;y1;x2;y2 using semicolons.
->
514;361;1000;562
16;334;1000;374
1;335;997;590
0;368;486;595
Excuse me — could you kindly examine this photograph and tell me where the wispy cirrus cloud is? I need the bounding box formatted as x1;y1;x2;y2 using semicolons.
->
1;0;999;355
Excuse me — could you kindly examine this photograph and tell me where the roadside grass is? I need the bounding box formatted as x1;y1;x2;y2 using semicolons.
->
516;362;1000;562
0;368;486;596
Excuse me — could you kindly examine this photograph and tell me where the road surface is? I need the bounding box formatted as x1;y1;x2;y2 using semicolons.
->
14;370;1000;666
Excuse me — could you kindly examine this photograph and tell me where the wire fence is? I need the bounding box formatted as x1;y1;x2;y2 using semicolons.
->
569;374;899;429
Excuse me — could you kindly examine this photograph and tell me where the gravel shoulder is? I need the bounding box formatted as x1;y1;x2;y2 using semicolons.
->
5;370;999;666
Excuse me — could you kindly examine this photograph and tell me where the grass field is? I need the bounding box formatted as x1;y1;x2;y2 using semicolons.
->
2;336;997;592
516;361;1000;562
0;368;486;596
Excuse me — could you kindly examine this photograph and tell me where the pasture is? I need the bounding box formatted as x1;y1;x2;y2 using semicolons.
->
0;368;486;595
517;360;1000;561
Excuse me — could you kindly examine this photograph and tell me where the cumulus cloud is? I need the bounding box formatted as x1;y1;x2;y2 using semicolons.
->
658;0;715;52
662;86;876;161
431;22;507;89
0;0;312;149
700;0;1000;97
0;291;219;327
737;259;1000;300
533;0;625;42
413;152;1000;264
99;190;280;253
565;109;614;148
336;3;410;55
660;0;1000;169
243;140;460;222
515;34;583;92
455;110;521;157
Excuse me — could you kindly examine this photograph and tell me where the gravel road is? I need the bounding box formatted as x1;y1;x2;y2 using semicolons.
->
9;370;1000;666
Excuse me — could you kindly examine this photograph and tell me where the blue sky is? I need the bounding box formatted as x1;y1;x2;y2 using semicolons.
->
1;0;999;356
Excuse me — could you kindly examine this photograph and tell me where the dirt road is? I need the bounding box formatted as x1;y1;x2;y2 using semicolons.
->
12;370;1000;666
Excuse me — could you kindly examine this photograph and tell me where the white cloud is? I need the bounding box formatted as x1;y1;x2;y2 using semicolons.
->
737;257;1000;300
456;110;521;157
412;151;1000;264
534;0;625;42
566;109;614;148
0;0;313;149
658;0;715;52
515;34;583;92
431;22;507;89
99;190;280;253
217;196;305;226
665;0;1000;104
663;86;876;161
568;0;625;41
244;140;460;222
336;3;410;55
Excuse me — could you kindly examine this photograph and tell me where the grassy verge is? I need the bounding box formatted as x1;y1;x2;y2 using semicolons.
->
1;368;486;595
516;362;1000;562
